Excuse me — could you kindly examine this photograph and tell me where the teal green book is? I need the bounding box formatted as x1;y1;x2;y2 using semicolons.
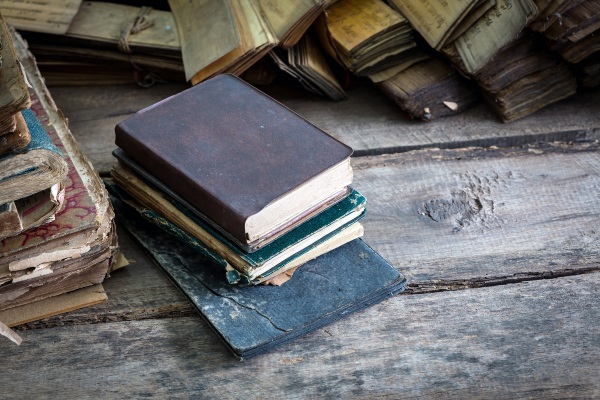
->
106;179;366;284
0;109;68;205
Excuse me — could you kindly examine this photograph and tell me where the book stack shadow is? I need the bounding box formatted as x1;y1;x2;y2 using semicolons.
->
108;74;406;359
0;21;119;337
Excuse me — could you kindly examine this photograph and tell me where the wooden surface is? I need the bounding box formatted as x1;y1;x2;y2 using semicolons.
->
2;81;600;398
50;80;600;175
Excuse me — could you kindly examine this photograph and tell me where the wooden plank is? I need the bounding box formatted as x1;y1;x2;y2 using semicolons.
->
17;141;599;330
50;84;189;174
3;273;599;398
352;142;600;289
264;81;600;155
48;81;600;175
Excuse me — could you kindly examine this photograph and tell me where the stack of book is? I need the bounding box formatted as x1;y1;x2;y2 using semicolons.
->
0;22;120;342
108;73;406;358
110;73;366;285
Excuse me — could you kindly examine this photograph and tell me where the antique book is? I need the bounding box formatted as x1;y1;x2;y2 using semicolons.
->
111;191;406;359
547;28;600;63
0;284;107;328
0;183;65;241
441;0;539;75
0;0;82;34
168;0;327;84
468;33;578;122
0;12;31;134
269;34;347;101
115;74;353;252
529;0;582;32
319;0;418;76
539;0;600;42
483;63;577;122
0;109;68;205
473;34;559;93
0;112;31;155
18;2;183;85
377;58;478;120
109;164;365;284
0;30;118;311
387;0;496;50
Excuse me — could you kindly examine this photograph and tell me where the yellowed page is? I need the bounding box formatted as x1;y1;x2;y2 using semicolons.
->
68;2;179;51
388;0;479;49
0;0;82;34
327;0;406;53
455;0;538;74
257;0;316;39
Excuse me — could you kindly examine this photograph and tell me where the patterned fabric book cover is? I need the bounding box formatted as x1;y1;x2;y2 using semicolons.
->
0;95;100;261
110;190;406;359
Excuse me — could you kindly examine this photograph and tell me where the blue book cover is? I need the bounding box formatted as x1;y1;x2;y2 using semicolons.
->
0;109;67;205
109;189;406;359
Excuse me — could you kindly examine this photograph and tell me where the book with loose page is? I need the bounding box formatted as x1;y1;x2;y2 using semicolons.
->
0;12;31;150
109;188;406;359
0;29;118;313
376;58;479;120
0;183;65;241
115;74;353;253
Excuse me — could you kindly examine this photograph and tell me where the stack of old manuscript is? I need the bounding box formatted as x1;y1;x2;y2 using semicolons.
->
376;58;479;120
0;23;120;343
538;1;600;88
3;1;184;86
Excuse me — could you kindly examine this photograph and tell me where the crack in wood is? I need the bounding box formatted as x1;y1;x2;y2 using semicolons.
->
402;267;600;294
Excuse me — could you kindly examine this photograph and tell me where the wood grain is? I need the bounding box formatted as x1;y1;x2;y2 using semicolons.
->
49;82;600;175
352;143;600;287
2;273;598;399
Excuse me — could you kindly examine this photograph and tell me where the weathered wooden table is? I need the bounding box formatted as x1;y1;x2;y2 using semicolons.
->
2;80;599;398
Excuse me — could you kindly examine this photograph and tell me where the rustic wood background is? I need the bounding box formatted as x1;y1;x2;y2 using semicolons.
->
1;80;599;398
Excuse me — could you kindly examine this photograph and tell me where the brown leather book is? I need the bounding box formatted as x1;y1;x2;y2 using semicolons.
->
115;74;353;252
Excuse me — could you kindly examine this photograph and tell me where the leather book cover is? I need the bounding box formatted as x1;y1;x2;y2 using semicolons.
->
115;74;353;246
109;191;406;360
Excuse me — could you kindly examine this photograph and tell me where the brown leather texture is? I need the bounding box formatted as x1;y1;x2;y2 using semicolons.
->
115;74;353;244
